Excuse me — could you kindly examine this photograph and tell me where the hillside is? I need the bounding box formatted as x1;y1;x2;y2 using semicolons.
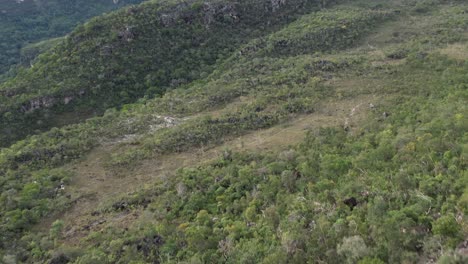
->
0;0;147;77
0;0;339;148
0;0;467;263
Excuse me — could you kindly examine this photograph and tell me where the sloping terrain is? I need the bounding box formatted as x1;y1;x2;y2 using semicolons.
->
0;0;147;76
0;0;467;263
0;0;338;147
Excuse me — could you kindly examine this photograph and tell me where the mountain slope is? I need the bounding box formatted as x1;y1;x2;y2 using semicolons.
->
0;0;147;76
0;0;339;148
0;0;467;263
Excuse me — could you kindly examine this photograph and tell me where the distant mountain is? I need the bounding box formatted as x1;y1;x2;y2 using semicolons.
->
0;0;146;75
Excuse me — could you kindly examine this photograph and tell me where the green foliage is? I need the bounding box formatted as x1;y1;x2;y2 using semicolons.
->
0;0;146;75
433;215;461;238
0;0;330;147
0;0;467;263
54;49;467;263
337;236;369;263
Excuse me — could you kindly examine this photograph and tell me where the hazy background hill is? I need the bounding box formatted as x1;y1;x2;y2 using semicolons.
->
0;0;146;76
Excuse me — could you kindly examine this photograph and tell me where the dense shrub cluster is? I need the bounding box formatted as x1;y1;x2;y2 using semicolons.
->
34;65;466;263
49;54;465;263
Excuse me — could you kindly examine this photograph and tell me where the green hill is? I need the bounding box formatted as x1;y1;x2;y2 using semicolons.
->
0;0;467;263
0;0;147;76
0;0;340;147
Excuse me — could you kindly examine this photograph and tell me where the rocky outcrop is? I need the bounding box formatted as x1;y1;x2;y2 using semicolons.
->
202;2;217;26
0;89;19;98
202;2;238;27
63;96;74;105
158;1;190;27
19;90;85;113
271;0;287;12
457;239;468;256
160;13;177;27
118;26;135;42
21;96;56;113
159;1;238;28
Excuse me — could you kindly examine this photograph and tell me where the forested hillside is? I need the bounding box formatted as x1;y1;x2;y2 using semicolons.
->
0;0;146;76
0;0;338;147
0;0;467;263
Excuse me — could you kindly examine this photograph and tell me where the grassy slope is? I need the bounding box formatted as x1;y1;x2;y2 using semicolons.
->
0;0;467;263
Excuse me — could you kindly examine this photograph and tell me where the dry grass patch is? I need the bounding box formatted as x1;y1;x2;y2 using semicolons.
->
439;43;468;61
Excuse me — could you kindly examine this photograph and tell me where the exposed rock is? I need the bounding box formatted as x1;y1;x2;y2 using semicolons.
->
159;1;191;27
457;239;468;256
343;117;350;132
222;149;232;161
0;89;18;98
21;96;56;113
219;3;238;20
159;1;238;28
203;2;217;26
160;13;177;27
176;182;187;197
18;89;87;113
64;226;78;238
63;96;74;105
151;115;180;129
205;2;238;26
118;26;135;42
271;0;287;12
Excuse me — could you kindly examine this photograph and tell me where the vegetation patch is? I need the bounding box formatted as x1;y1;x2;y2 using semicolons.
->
0;0;467;263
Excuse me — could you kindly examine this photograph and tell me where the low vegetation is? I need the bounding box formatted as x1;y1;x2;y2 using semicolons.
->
0;0;466;263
